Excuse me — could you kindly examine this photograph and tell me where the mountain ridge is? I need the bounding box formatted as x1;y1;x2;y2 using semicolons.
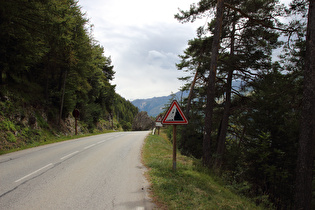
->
131;91;189;117
131;80;244;117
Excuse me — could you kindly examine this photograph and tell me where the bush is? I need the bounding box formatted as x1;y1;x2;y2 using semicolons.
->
7;132;16;143
0;119;16;132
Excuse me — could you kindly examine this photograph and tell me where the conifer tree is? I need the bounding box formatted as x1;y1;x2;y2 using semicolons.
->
295;0;315;209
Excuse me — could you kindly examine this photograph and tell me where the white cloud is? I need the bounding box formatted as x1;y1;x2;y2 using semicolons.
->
78;0;200;100
78;0;291;100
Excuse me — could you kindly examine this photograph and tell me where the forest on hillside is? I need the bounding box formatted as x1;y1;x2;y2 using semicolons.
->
169;0;314;209
0;0;139;151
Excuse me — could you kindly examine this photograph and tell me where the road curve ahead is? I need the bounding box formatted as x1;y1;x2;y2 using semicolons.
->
0;131;154;210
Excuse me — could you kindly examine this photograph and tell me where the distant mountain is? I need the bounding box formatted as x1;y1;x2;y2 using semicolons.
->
132;80;244;117
132;91;189;117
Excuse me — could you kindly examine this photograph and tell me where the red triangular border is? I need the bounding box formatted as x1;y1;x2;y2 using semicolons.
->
155;115;162;122
162;100;188;125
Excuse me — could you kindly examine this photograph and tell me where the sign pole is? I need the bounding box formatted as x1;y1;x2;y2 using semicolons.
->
161;100;188;172
173;125;177;171
155;115;163;134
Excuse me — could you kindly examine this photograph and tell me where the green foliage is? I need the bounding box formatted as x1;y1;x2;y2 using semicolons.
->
233;71;301;208
113;94;138;131
119;121;132;131
0;0;139;153
0;119;16;132
0;100;15;116
7;132;17;143
19;127;41;144
35;112;49;129
175;0;306;208
0;0;136;134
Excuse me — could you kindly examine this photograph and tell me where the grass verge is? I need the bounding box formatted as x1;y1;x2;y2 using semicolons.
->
142;131;264;209
0;130;114;155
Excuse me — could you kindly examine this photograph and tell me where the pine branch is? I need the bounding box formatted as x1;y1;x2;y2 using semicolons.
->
224;3;295;33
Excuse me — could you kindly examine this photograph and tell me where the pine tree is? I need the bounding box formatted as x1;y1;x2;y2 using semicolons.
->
295;0;315;209
176;0;283;168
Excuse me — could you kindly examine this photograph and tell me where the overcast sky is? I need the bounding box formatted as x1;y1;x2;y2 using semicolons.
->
78;0;292;101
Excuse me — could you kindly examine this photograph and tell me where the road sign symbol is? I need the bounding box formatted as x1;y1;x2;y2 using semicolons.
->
162;100;188;125
155;115;162;122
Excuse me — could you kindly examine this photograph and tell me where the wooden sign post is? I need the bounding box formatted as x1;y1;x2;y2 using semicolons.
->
155;115;163;135
162;100;188;171
172;125;177;170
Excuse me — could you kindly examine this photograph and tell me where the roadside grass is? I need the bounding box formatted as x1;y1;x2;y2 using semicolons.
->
142;131;264;209
0;130;114;155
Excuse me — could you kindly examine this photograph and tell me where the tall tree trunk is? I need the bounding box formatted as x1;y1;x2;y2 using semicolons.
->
203;0;225;168
214;71;233;168
185;62;200;117
214;19;236;169
295;1;315;209
59;70;67;125
181;62;200;156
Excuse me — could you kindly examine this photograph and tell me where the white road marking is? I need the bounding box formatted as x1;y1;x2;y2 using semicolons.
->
97;140;105;144
60;151;79;160
13;136;120;184
15;163;53;183
84;144;96;150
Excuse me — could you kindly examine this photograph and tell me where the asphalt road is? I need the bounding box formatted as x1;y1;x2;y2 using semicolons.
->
0;131;154;210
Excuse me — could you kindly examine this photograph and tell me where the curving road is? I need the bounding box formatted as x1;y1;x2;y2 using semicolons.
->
0;131;154;210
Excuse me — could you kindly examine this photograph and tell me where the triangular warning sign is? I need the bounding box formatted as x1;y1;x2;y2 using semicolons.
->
162;100;188;125
155;115;162;122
